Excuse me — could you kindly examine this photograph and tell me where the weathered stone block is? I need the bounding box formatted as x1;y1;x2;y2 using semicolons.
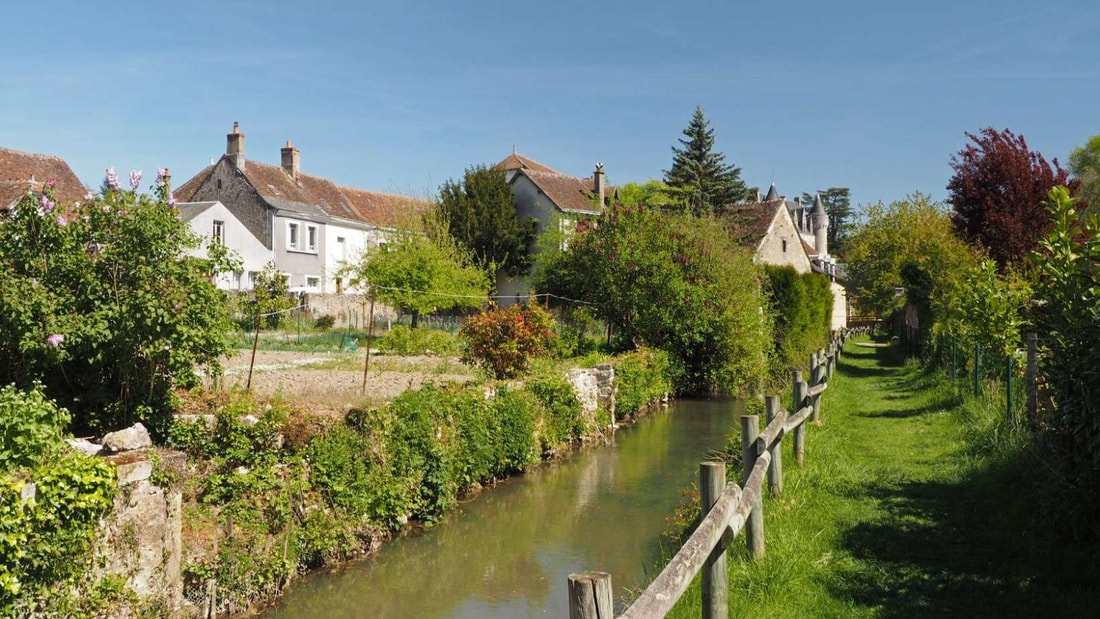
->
102;422;152;453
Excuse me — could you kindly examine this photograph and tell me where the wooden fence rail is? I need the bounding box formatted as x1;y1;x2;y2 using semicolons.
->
567;332;848;619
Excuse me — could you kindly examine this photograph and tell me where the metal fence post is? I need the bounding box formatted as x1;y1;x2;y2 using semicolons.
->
1026;333;1037;418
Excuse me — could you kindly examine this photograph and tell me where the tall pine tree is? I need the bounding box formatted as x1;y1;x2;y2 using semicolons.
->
664;106;751;215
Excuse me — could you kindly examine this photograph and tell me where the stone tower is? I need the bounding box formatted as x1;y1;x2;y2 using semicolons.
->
812;192;829;257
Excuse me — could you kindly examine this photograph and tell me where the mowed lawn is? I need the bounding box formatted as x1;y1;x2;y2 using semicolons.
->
668;336;1100;618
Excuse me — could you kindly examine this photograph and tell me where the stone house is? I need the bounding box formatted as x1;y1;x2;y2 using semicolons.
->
727;184;847;330
492;151;611;303
0;145;87;211
173;124;428;293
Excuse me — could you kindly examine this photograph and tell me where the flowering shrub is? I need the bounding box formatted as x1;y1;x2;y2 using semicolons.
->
0;171;235;435
459;304;555;379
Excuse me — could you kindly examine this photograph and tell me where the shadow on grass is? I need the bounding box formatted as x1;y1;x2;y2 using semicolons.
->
832;453;1100;617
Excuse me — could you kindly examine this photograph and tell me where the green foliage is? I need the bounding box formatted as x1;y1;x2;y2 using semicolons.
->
460;304;556;379
764;266;833;367
0;384;69;472
663;105;753;214
0;183;233;435
252;262;292;329
845;193;977;323
313;314;335;330
613;348;674;417
1;449;117;613
537;204;771;394
350;217;490;323
934;260;1031;358
1031;186;1100;460
437;164;537;276
618;179;684;211
377;325;458;356
1069;134;1100;213
526;369;585;450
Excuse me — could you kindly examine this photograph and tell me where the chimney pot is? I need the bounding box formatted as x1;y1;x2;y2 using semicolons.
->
593;162;606;207
281;140;300;180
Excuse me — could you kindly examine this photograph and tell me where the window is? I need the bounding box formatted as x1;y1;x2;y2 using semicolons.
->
216;179;223;190
336;236;346;260
307;225;318;252
306;276;321;290
335;277;343;294
247;271;259;289
231;270;242;289
782;239;788;253
212;220;225;245
288;222;300;250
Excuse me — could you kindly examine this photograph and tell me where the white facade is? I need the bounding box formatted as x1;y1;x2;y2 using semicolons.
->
322;218;391;294
177;201;271;291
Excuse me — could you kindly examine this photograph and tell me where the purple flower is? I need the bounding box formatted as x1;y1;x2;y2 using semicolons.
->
46;334;64;347
168;193;177;206
129;170;142;192
47;178;57;188
56;215;67;227
84;191;95;202
39;195;56;213
156;168;168;188
105;167;120;190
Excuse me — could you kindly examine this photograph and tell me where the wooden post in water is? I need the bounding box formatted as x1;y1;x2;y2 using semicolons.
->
741;415;764;559
567;571;613;619
1026;333;1037;419
700;462;728;619
765;396;783;496
792;371;807;466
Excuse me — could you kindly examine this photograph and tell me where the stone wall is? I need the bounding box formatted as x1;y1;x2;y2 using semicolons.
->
97;450;186;612
303;292;398;329
565;363;616;425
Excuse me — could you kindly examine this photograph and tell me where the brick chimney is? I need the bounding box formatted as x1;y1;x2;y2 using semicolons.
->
593;162;605;207
226;122;245;170
281;140;300;180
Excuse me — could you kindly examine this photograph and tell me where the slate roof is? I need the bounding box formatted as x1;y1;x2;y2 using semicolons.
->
0;146;86;209
173;157;429;229
516;169;605;214
493;151;561;175
175;201;218;222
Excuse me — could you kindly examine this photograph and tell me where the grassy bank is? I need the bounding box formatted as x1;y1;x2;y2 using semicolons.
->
666;336;1100;617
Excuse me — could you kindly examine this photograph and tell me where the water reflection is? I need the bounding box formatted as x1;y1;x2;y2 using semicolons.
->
266;399;739;618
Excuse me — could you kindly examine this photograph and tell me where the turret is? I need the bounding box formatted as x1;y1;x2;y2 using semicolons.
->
812;192;828;257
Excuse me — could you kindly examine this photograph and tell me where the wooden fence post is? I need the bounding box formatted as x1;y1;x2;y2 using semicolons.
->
811;359;824;424
568;571;613;619
741;415;764;559
765;396;783;496
792;371;806;467
1026;333;1037;419
700;462;727;619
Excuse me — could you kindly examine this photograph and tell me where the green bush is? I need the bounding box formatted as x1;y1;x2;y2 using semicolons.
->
527;370;584;450
0;384;69;472
491;388;539;473
536;205;771;394
615;348;674;417
377;324;459;356
764;266;833;367
313;314;336;330
0;180;234;436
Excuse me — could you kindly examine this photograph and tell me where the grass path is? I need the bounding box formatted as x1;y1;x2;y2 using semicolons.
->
670;336;1098;618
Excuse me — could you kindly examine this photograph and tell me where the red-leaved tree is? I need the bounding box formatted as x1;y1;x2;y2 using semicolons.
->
947;127;1077;266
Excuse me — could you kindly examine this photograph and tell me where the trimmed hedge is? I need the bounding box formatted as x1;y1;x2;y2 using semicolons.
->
764;265;833;367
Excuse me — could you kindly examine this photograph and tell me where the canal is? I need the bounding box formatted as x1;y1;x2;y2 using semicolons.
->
265;398;740;618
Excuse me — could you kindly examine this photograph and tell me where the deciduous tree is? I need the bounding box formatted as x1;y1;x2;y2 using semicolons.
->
437;164;536;276
947;127;1075;266
350;217;490;327
1068;134;1100;213
663;106;752;215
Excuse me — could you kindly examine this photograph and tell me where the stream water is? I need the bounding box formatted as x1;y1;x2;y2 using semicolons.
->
265;398;740;618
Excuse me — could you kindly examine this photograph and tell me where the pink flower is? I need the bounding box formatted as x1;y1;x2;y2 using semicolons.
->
156;168;169;187
46;334;64;347
39;195;56;213
56;215;67;227
105;167;120;190
84;191;95;202
129;170;142;192
47;178;57;188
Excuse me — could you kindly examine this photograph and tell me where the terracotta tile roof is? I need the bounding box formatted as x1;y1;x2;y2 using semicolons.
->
519;170;604;214
341;187;429;229
493;152;561;175
171;165;214;203
0;146;86;208
723;199;786;249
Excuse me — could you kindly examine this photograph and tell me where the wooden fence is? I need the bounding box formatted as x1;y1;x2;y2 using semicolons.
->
567;333;847;619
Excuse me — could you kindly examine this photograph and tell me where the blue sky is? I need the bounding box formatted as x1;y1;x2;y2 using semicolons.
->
4;0;1099;210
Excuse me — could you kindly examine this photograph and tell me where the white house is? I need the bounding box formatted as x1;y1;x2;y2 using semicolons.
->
176;200;270;291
